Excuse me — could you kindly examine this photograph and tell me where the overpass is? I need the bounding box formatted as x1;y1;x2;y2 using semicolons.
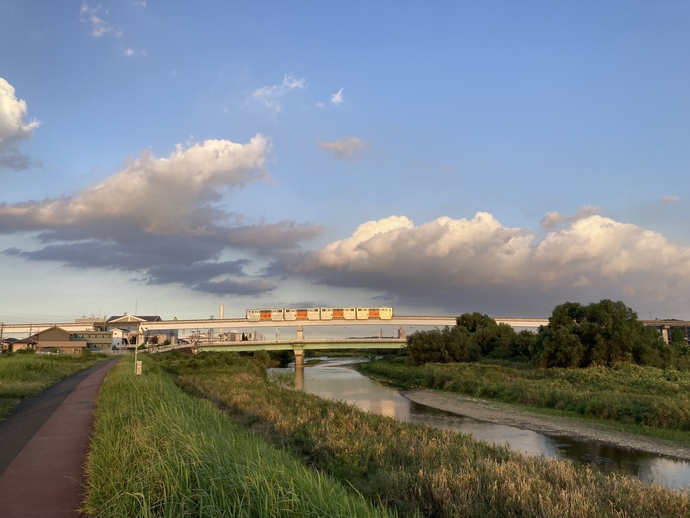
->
0;316;548;338
147;335;407;366
2;316;686;342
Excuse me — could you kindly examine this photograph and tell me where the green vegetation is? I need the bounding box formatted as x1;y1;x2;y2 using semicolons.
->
0;349;103;419
533;300;672;368
83;354;390;517
357;360;690;432
406;300;687;369
152;352;690;517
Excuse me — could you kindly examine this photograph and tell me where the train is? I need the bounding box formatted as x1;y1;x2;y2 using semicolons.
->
246;307;394;322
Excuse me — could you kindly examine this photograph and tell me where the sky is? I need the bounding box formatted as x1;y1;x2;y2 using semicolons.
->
0;1;689;324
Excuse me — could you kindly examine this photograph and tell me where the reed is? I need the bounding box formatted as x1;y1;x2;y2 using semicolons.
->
356;360;690;432
0;352;102;419
159;353;690;517
82;355;391;517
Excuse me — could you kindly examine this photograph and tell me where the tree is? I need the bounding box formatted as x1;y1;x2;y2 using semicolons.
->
532;299;669;368
406;326;480;366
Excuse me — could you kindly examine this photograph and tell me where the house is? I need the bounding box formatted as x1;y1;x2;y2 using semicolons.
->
105;315;177;346
110;328;130;349
1;337;35;353
28;326;88;354
71;330;113;350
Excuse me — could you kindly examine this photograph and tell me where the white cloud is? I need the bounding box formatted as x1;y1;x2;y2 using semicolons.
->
0;135;270;235
318;137;367;160
252;74;305;113
0;134;324;296
0;78;39;146
283;212;690;313
331;87;344;105
124;48;147;58
315;101;325;108
661;195;681;204
0;78;40;171
80;3;123;38
540;205;600;229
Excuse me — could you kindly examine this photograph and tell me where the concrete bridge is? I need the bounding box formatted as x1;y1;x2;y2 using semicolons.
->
2;315;686;345
147;335;406;366
0;316;548;338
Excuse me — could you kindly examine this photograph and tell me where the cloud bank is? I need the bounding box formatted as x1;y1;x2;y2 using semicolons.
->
273;212;690;315
0;78;40;171
1;135;323;295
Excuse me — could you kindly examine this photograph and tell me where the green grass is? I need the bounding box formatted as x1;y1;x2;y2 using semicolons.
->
356;360;690;433
83;355;392;517
157;352;690;517
0;351;104;419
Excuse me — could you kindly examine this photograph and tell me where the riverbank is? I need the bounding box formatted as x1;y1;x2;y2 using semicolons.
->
155;352;690;516
403;389;690;461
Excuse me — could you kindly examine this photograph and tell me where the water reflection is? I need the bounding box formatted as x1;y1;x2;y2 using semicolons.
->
275;358;690;491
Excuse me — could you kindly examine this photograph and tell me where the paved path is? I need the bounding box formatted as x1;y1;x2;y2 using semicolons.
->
0;360;116;517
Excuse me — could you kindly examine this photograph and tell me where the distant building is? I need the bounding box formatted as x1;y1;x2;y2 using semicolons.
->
71;330;113;350
24;326;87;354
110;328;130;349
105;315;178;346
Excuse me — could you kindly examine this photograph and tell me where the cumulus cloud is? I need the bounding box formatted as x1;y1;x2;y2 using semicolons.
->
0;78;40;171
80;2;123;38
272;212;690;315
661;195;681;204
1;135;323;296
540;205;600;229
252;74;305;113
331;87;344;105
318;137;367;160
0;135;270;235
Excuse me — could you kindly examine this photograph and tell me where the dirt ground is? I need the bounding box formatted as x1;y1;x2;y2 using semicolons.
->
402;389;690;461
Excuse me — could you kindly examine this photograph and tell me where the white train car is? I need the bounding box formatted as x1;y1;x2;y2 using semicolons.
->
246;306;393;321
246;309;284;321
284;308;321;320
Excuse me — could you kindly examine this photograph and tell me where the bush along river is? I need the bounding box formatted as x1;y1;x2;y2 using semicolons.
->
275;357;690;491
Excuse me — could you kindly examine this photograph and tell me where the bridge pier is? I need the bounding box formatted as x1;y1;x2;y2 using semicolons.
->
661;325;670;344
294;362;304;390
294;348;305;368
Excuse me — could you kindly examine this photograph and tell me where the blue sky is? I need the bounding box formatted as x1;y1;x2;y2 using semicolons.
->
1;1;689;323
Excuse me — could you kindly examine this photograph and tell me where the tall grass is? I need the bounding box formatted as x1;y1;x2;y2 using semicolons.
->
82;355;391;517
356;360;690;431
158;353;690;517
0;352;103;419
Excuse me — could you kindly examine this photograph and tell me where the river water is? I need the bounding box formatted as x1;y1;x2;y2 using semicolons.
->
274;358;690;491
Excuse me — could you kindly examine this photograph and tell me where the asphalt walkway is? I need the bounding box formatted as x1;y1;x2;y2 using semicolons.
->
0;360;116;517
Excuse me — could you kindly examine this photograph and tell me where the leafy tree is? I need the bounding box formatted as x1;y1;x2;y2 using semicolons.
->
456;313;518;358
670;327;687;347
406;326;480;366
532;299;669;368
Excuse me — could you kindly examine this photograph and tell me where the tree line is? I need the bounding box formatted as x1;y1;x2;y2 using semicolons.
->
406;299;690;369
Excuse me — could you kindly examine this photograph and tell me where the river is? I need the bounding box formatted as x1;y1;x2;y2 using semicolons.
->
273;357;690;491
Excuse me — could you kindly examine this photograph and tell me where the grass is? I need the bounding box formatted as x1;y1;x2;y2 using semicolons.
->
356;360;690;434
0;351;104;419
156;352;690;517
82;354;392;517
